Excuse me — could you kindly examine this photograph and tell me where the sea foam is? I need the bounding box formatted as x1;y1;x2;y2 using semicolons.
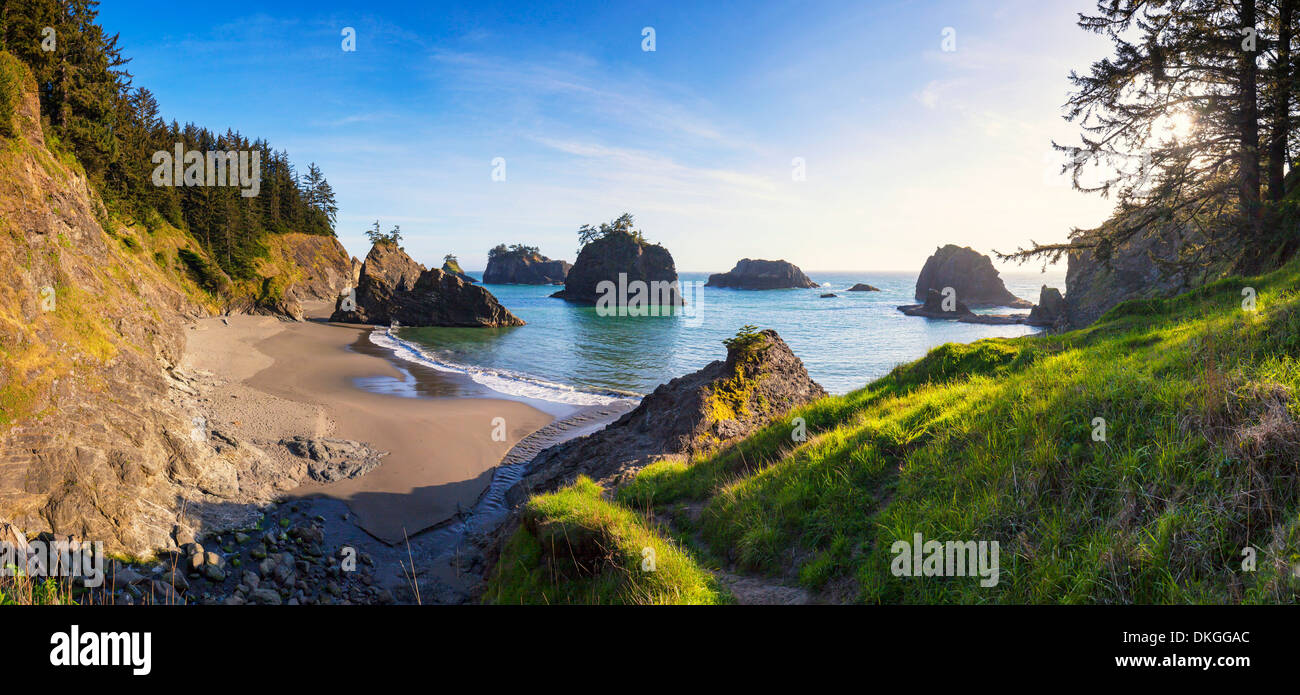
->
368;328;632;406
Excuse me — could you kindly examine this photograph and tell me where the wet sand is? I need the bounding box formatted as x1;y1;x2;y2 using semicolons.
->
181;303;555;544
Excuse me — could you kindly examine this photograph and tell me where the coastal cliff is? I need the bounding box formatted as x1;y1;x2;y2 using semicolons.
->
0;60;313;555
1062;225;1224;328
331;242;524;327
483;245;571;284
705;259;818;289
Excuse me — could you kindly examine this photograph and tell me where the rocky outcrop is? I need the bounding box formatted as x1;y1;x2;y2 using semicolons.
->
705;259;818;289
331;243;524;327
483;248;571;284
899;288;973;318
551;232;683;305
220;234;354;322
277;436;388;483
0;65;300;556
1026;286;1065;327
359;240;424;292
848;283;880;292
441;258;477;284
914;244;1031;308
1062;225;1225;328
508;330;826;501
350;256;362;286
898;289;1027;325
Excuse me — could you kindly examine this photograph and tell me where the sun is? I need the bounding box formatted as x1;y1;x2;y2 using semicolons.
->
1154;110;1196;142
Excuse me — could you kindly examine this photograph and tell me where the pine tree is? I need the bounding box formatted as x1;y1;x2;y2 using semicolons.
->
1000;0;1299;274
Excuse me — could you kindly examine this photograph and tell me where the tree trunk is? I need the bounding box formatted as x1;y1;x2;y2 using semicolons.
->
1239;0;1263;246
1268;0;1294;201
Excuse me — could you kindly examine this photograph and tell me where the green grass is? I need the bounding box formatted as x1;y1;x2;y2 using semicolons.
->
484;477;732;604
494;258;1300;604
0;52;26;139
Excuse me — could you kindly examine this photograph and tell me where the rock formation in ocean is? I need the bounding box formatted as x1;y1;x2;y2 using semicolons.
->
705;259;819;289
897;289;1027;325
899;288;974;318
1026;286;1065;327
508;329;826;502
331;242;524;327
914;244;1032;308
847;283;880;292
483;245;571;284
441;257;478;284
551;230;683;305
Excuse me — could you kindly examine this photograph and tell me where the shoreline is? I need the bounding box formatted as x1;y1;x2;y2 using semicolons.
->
176;301;632;602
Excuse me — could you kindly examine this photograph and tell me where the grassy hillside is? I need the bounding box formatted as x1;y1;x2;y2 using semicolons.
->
489;259;1300;604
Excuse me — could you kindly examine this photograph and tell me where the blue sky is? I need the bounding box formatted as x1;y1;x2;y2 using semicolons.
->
98;0;1116;272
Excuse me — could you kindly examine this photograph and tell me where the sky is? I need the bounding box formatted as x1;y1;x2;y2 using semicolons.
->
97;0;1118;273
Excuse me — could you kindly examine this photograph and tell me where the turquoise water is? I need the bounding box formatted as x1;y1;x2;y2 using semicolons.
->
378;270;1064;401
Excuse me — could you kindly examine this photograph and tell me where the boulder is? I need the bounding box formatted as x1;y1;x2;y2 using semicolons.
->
847;283;880;292
914;245;1031;308
330;243;524;327
483;247;571;284
277;436;389;483
705;259;818;289
1026;286;1065;327
509;329;826;501
551;231;683;306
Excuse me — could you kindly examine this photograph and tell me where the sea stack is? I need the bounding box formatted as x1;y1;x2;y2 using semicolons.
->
913;244;1032;308
1026;286;1065;327
483;244;571;284
441;256;477;284
552;224;683;306
331;242;524;327
705;259;818;289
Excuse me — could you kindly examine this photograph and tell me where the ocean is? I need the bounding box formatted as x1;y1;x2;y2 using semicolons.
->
372;270;1065;403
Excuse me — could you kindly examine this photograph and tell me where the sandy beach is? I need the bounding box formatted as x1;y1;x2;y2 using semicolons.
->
180;301;556;545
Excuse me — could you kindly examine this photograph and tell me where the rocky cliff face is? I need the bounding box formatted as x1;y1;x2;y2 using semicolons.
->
508;330;826;502
483;250;570;284
914;245;1031;308
223;233;354;321
331;243;524;327
0;65;297;555
551;232;683;305
1063;226;1223;328
705;259;818;289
